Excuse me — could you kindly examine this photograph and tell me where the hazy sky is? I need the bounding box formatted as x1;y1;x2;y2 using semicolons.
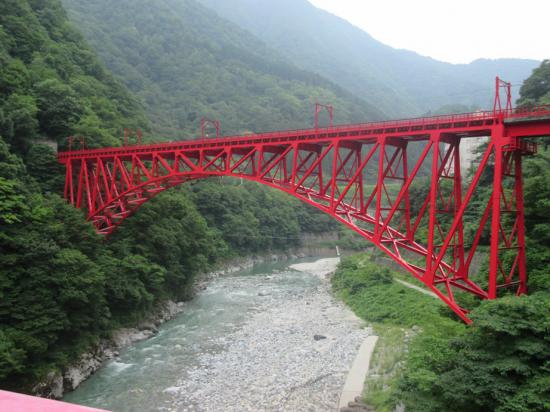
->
308;0;548;64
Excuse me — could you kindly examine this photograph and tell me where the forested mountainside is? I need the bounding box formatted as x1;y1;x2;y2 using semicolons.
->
0;0;148;152
198;0;539;117
61;0;384;140
0;0;336;392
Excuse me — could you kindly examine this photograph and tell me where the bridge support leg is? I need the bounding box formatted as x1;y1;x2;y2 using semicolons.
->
489;143;503;299
452;139;465;277
489;135;528;299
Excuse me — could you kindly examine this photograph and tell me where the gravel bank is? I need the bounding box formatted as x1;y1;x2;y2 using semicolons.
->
169;258;370;412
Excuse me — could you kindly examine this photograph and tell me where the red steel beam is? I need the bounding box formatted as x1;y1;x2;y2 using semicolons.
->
57;103;550;323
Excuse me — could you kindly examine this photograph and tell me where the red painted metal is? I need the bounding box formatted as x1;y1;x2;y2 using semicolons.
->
123;128;142;146
0;390;110;412
58;81;550;323
201;118;220;140
315;102;334;129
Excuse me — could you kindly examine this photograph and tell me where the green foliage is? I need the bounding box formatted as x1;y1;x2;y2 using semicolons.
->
61;0;384;139
0;0;148;154
517;60;550;106
332;254;459;330
399;296;550;412
25;143;64;193
190;180;328;253
35;79;83;138
0;330;26;380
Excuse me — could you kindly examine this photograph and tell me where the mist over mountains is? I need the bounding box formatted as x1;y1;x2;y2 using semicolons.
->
198;0;539;117
61;0;385;138
60;0;539;133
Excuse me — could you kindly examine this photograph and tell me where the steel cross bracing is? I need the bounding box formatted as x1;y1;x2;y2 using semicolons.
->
58;101;550;323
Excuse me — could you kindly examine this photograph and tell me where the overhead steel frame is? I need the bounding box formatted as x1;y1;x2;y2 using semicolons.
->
59;98;550;323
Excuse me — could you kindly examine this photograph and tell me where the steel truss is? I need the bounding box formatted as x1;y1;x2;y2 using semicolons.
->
59;99;550;323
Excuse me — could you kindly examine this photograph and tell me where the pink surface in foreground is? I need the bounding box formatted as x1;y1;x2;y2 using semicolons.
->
0;390;111;412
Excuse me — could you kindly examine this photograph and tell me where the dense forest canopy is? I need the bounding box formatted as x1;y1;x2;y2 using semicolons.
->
0;0;148;153
61;0;384;140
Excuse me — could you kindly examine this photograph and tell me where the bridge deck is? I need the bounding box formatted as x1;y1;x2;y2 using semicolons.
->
58;106;550;161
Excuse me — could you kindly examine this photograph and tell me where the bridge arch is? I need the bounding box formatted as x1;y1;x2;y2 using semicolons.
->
60;106;550;323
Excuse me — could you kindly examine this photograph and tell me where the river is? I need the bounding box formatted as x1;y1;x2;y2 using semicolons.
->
64;257;369;412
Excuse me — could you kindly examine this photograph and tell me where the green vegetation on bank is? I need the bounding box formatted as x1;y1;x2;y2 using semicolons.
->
0;0;547;405
332;255;463;411
332;60;550;412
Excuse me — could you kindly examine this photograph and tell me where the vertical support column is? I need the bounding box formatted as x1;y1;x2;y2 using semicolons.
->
76;160;85;209
282;148;288;182
317;149;324;191
489;142;503;299
199;148;205;171
330;142;340;210
291;143;299;186
425;133;440;283
225;148;231;173
356;145;364;211
402;143;411;239
515;151;528;295
453;139;465;276
375;137;386;234
256;146;264;177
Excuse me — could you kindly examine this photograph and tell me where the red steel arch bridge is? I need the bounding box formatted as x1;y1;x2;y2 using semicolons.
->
58;79;550;323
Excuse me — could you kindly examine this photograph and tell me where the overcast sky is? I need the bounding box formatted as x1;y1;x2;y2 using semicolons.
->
308;0;548;64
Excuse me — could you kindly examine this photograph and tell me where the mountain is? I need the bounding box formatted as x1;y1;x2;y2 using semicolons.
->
0;0;148;152
61;0;385;139
197;0;540;117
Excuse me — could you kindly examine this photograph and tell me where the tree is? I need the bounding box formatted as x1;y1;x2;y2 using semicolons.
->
35;79;82;139
517;60;550;106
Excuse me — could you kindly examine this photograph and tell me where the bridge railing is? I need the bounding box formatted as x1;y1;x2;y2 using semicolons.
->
504;104;550;120
58;105;550;159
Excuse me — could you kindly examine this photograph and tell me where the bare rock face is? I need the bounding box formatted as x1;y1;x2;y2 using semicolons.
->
111;328;156;348
32;371;64;399
63;352;104;392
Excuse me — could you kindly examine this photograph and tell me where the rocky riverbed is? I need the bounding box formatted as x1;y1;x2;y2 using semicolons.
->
65;258;370;412
169;258;370;412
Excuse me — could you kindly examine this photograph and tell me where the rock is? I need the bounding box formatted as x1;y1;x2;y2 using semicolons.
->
170;258;368;411
32;371;64;399
139;321;158;333
63;352;103;391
